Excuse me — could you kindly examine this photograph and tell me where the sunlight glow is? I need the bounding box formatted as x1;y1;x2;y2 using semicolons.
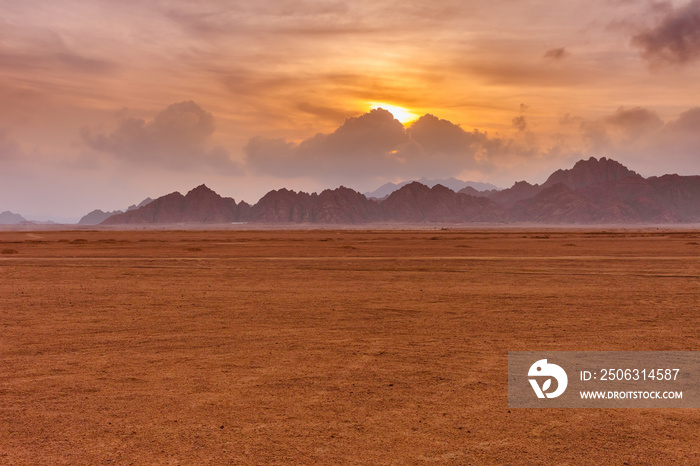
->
367;102;419;124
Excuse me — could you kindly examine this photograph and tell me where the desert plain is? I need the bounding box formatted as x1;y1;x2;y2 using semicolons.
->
0;227;698;464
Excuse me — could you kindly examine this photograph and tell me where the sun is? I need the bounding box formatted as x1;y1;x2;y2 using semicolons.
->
367;102;419;124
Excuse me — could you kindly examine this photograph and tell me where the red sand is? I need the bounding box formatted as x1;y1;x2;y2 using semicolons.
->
1;229;698;464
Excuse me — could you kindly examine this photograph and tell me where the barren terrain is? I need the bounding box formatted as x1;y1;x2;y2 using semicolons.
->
1;228;698;464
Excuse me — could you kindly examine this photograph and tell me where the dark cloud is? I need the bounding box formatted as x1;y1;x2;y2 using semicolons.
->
605;106;663;139
512;115;528;132
664;106;700;132
651;107;700;163
633;0;700;65
543;47;568;60
408;114;476;156
245;109;518;183
579;106;663;152
571;105;700;170
405;114;517;171
82;101;239;172
246;108;407;178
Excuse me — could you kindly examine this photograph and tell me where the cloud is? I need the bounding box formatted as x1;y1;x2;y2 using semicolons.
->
164;1;369;38
82;101;239;172
0;130;22;160
578;106;663;153
245;108;523;184
579;120;612;154
569;105;700;173
605;106;664;139
163;0;469;40
664;106;700;132
245;108;407;179
512;115;528;132
543;47;568;60
405;114;519;170
296;102;353;123
651;107;700;163
407;114;478;156
633;0;700;65
463;59;592;87
0;27;117;75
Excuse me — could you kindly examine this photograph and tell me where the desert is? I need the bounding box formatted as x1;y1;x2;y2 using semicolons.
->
1;228;698;464
5;1;700;463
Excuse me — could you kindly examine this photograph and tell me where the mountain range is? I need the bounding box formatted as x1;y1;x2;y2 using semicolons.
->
78;198;154;224
0;211;57;225
97;157;700;224
364;177;499;199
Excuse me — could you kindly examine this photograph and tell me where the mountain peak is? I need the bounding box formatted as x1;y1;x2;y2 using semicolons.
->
102;184;243;224
186;184;218;197
543;157;638;190
364;178;498;199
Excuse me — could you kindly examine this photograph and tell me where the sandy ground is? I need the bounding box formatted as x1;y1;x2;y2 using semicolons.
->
0;228;698;464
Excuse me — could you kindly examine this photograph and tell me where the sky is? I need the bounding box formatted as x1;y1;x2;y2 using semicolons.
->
2;0;700;221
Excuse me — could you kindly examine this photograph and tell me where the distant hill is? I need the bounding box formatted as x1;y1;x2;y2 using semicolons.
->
364;177;498;199
485;156;642;209
0;211;27;224
250;186;381;223
101;185;245;224
98;158;700;224
381;182;506;222
542;157;638;190
485;181;542;208
509;183;602;223
79;210;122;225
78;198;153;225
503;157;700;223
0;211;57;225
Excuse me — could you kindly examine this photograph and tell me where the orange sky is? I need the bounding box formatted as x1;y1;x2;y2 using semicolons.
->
2;0;700;220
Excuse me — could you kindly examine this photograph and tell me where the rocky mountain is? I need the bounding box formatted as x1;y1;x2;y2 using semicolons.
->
510;183;603;223
507;161;700;223
646;174;700;220
79;198;154;225
102;185;244;224
249;186;381;223
0;211;27;224
365;177;498;199
542;157;638;190
80;210;118;225
381;182;507;222
249;188;315;223
95;157;700;225
312;186;383;223
484;157;642;210
485;181;543;208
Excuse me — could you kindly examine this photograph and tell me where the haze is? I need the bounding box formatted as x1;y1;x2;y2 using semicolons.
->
2;0;700;221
